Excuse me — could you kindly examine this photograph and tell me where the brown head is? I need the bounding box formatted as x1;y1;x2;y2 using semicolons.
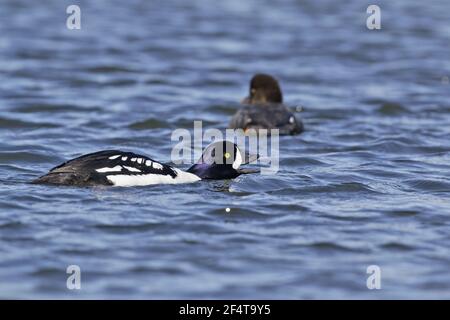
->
242;74;283;105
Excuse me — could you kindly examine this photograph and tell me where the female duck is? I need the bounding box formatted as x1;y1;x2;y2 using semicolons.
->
33;141;258;187
229;73;303;135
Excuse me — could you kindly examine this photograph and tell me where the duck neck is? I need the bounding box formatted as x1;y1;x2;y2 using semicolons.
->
187;163;239;180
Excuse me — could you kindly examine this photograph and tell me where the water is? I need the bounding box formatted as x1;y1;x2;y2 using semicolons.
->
1;0;450;299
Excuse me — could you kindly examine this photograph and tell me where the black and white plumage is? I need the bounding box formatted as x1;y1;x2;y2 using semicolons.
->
229;74;303;135
33;141;259;187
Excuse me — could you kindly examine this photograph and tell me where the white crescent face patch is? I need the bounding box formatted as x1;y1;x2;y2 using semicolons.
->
232;147;243;170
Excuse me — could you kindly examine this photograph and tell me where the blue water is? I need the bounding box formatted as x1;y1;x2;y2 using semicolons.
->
0;0;450;299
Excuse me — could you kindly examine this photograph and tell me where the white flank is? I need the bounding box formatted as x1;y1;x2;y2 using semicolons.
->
108;155;121;160
96;165;123;173
106;169;200;187
123;166;141;172
121;156;127;161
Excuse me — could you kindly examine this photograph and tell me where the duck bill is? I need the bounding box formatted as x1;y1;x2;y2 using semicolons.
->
236;168;260;175
242;149;259;165
236;150;259;175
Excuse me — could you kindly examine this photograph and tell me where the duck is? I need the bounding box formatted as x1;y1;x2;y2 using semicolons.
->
229;73;303;135
32;141;259;187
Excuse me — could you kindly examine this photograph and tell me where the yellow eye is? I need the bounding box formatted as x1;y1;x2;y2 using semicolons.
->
224;152;231;159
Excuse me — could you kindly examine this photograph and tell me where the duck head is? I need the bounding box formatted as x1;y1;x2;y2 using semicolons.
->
187;141;259;179
241;73;283;105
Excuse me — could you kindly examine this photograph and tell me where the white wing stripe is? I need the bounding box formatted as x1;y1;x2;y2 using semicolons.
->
96;166;123;173
123;166;141;172
152;162;163;170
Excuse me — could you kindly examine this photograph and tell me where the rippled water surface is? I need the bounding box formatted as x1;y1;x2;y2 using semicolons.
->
1;0;450;299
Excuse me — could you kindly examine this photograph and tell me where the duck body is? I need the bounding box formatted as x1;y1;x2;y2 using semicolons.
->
229;73;304;135
33;150;200;187
229;103;303;135
33;141;258;187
